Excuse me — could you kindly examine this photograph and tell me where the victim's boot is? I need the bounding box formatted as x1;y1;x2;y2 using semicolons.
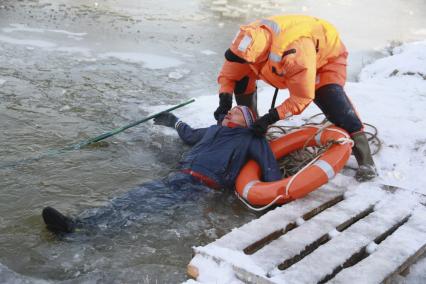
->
235;91;258;118
351;132;377;182
42;206;76;233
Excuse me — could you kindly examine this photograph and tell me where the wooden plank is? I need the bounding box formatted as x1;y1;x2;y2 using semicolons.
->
209;184;346;251
188;185;424;284
251;187;385;274
189;185;384;281
329;207;426;284
188;185;348;282
268;197;416;283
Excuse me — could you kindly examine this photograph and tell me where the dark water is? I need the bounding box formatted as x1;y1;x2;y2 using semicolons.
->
0;0;425;282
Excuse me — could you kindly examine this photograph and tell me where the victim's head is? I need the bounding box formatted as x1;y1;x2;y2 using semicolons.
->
222;106;256;128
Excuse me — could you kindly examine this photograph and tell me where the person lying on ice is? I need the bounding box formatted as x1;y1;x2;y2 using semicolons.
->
42;106;282;234
213;14;377;182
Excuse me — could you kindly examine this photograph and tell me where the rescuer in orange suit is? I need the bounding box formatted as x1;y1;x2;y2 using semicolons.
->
213;14;377;182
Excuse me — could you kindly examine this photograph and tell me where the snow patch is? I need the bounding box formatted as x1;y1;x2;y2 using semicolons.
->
200;49;217;55
412;29;426;36
168;68;190;80
359;40;426;82
2;24;87;37
366;242;378;254
295;217;305;226
99;52;183;69
188;255;243;284
55;46;91;56
0;35;56;48
328;229;340;239
59;105;71;112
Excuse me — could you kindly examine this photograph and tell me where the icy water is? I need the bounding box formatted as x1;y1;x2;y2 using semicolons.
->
0;0;425;283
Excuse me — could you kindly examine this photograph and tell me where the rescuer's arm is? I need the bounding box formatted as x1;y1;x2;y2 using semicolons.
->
215;51;253;121
275;38;317;119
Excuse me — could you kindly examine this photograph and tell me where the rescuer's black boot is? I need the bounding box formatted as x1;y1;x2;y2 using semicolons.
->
351;132;377;182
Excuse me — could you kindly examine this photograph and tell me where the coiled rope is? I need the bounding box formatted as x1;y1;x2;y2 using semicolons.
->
237;114;381;212
267;114;380;178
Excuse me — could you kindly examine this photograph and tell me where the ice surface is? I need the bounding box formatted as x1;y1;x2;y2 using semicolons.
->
2;24;87;37
0;35;56;48
0;263;47;284
200;50;217;55
99;52;183;69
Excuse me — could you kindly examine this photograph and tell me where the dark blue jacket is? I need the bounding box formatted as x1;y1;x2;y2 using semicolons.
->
176;122;281;189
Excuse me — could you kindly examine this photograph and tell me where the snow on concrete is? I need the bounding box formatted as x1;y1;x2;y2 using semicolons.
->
163;40;426;283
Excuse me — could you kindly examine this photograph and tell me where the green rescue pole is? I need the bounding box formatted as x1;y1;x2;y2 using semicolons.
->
1;99;195;169
67;98;195;150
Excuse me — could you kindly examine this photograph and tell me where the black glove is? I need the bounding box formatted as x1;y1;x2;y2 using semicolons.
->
154;112;179;128
214;93;233;121
251;108;280;137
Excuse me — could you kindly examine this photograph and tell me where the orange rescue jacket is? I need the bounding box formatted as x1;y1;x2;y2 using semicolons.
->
218;15;347;119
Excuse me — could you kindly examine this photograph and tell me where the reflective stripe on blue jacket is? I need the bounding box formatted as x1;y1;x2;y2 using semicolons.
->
176;122;281;189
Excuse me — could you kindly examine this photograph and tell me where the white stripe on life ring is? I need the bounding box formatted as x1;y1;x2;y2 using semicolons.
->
315;131;322;146
313;160;335;180
243;180;259;200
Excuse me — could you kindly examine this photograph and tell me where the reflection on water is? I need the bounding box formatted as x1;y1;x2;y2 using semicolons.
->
0;0;425;282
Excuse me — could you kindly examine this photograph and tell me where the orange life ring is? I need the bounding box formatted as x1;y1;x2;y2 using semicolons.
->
235;125;353;207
